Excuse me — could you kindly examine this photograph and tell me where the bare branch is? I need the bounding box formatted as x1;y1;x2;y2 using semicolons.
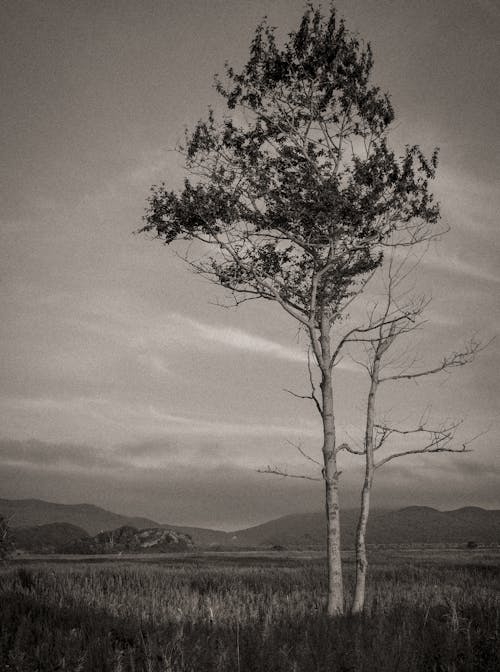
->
337;441;365;456
379;338;484;383
285;438;323;466
372;419;481;468
374;419;462;437
380;222;450;248
308;347;323;414
283;387;316;401
257;466;322;481
375;443;471;469
283;355;322;417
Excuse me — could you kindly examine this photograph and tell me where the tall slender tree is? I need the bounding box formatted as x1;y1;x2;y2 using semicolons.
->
140;4;442;615
341;255;481;614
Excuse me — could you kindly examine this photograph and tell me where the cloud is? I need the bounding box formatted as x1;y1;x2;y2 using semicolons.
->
0;438;120;472
67;293;364;374
177;314;307;362
55;290;307;365
370;454;500;510
0;395;321;448
422;248;500;285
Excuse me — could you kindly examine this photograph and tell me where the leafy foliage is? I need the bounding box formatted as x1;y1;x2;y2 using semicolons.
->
141;4;440;328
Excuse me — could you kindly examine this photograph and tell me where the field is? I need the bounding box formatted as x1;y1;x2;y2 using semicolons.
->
0;549;499;672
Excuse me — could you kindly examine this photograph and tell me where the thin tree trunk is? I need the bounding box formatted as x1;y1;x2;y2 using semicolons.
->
321;359;343;615
352;356;380;614
352;470;372;613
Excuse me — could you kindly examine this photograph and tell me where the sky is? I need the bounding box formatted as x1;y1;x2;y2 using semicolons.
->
1;0;499;530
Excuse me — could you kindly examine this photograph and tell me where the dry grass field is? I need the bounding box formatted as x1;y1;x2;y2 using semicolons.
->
1;548;499;671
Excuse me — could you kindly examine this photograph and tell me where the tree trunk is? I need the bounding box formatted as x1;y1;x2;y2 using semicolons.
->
352;470;372;613
352;356;380;614
321;367;344;616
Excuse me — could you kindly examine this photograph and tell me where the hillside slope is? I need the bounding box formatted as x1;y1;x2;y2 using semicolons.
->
0;499;160;536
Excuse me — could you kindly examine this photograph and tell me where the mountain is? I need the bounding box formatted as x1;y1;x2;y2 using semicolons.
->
2;498;498;548
167;507;499;547
364;507;488;545
8;522;89;553
224;510;356;548
229;511;336;548
0;499;160;536
228;507;500;548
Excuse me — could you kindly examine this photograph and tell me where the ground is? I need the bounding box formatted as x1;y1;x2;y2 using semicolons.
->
1;547;499;671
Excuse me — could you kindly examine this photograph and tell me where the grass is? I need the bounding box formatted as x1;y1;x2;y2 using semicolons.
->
0;550;498;671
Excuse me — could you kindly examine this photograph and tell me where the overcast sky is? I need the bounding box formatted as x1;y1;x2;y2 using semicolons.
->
1;0;499;529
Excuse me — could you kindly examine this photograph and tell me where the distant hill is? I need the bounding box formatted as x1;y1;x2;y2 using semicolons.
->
0;499;160;536
366;506;497;545
163;506;499;548
8;522;89;553
229;511;334;548
1;498;498;549
227;507;500;548
224;511;357;548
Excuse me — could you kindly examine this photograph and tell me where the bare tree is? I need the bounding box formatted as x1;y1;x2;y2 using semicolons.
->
140;4;442;615
343;257;483;613
260;250;482;614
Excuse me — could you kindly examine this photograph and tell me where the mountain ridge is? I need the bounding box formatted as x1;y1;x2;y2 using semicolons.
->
1;498;498;547
0;498;160;536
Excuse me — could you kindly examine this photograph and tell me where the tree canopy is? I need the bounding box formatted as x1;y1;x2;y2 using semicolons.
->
141;5;440;336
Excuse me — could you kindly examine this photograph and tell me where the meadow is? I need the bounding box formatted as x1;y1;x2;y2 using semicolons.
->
0;549;498;671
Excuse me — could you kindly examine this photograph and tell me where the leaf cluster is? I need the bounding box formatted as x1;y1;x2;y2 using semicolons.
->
141;4;440;329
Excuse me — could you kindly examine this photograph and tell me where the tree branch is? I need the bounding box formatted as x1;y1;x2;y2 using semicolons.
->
283;387;322;416
257;466;323;481
373;419;480;468
379;338;484;382
375;443;471;469
337;441;365;456
285;438;323;466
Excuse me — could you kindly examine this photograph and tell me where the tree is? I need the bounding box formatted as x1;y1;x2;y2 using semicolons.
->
342;255;481;613
140;4;445;615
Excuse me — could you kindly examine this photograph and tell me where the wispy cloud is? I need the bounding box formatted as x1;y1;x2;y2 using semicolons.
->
422;249;500;285
0;395;320;448
65;293;308;364
0;438;119;472
69;293;367;371
177;314;307;362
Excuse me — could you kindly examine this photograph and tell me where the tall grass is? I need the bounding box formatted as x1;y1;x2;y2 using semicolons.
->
0;553;498;671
